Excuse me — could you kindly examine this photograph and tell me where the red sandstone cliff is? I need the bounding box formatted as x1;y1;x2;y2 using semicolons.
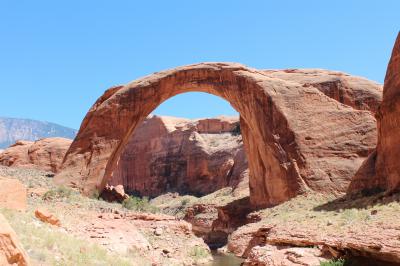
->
109;115;248;197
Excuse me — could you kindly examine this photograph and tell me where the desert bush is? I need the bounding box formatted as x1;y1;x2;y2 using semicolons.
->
122;196;158;213
42;186;75;201
189;246;210;260
320;259;345;266
90;189;100;199
181;198;190;206
231;123;241;136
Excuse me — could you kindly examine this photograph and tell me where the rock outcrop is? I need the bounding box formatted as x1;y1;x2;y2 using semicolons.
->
110;115;246;197
55;64;380;207
34;207;61;226
348;32;400;194
0;138;72;173
243;244;329;266
0;213;30;265
184;197;258;248
0;177;27;211
100;184;129;203
229;222;400;265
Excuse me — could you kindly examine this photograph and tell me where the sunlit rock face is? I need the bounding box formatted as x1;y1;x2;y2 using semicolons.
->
55;63;380;207
0;138;72;173
109;115;247;197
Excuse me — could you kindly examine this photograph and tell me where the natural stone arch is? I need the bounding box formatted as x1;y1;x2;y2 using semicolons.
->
55;63;378;207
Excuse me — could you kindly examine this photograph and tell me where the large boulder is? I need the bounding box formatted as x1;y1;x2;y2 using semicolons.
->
348;32;400;193
55;63;380;207
0;213;30;265
110;115;246;197
100;184;129;203
0;177;27;211
0;138;72;173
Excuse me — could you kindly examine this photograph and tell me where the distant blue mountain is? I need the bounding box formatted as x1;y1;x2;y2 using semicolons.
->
0;117;77;149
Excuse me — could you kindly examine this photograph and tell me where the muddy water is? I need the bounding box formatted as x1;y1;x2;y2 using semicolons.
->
206;251;244;266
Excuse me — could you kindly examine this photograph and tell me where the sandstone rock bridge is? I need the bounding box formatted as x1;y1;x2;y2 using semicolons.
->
55;63;381;207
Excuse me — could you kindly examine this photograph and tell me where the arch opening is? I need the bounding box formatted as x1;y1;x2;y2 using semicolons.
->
107;92;248;198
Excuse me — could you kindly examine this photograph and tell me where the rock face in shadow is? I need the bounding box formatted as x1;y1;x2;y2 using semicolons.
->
55;63;380;207
0;138;72;173
109;115;246;197
348;33;400;194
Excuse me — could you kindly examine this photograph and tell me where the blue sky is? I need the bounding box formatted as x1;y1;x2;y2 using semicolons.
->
0;1;398;129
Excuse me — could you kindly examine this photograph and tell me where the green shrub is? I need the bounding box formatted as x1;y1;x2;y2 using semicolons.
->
189;246;210;260
90;190;100;199
42;186;74;201
231;123;241;136
122;196;158;213
320;259;345;266
181;198;190;206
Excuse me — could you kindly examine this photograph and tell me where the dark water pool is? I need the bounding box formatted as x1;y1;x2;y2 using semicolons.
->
206;251;244;266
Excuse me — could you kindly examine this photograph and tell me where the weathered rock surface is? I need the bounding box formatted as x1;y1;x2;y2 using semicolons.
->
348;32;400;194
35;207;61;226
243;244;329;266
0;177;27;211
70;209;212;265
0;138;72;173
56;64;380;207
263;69;382;114
228;221;400;265
184;197;258;248
0;213;30;266
100;184;129;203
110;115;246;197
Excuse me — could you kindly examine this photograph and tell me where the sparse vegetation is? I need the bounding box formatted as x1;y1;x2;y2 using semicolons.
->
320;259;345;266
189;246;210;262
0;208;145;266
42;186;75;201
181;198;190;206
231;123;241;136
122;196;158;213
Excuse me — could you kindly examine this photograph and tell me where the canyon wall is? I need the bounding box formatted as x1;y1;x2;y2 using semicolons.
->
109;115;247;197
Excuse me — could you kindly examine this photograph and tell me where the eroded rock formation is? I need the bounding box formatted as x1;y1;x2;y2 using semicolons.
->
109;115;246;197
229;222;400;265
0;138;72;173
348;32;400;194
55;64;380;207
243;244;330;266
0;213;30;266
